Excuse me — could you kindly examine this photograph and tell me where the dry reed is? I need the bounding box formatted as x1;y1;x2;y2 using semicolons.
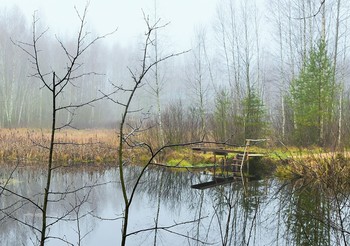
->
0;128;118;165
276;151;350;189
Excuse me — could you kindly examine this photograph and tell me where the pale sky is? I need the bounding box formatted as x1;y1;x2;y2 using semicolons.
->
2;0;219;50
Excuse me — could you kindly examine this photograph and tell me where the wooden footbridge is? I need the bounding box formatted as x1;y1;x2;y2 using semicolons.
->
191;139;266;190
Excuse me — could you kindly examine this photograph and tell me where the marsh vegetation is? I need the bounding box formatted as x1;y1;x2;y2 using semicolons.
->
1;0;350;245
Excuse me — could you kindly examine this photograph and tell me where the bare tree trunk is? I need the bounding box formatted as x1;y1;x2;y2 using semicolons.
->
39;73;56;246
334;0;341;146
272;0;288;140
282;96;286;140
187;27;209;139
12;6;115;244
116;17;189;245
320;0;327;144
333;0;341;75
288;5;297;132
338;91;342;146
153;0;165;147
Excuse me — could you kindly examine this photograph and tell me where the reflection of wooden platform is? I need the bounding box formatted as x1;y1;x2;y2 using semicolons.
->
191;177;240;190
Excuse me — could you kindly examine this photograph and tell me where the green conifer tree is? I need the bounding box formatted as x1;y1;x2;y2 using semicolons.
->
290;40;335;146
243;89;267;139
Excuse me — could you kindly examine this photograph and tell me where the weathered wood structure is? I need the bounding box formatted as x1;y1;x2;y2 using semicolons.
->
191;139;266;189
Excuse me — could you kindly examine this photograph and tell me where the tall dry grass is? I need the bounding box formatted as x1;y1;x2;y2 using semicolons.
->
0;128;118;165
276;151;350;189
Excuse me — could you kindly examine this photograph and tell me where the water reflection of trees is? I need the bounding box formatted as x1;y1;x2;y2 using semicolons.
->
1;166;43;245
277;180;350;246
139;167;191;206
0;166;119;245
136;167;271;245
138;167;349;246
202;180;269;246
1;165;349;245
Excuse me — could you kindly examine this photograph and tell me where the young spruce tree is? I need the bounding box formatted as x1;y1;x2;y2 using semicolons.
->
290;39;335;146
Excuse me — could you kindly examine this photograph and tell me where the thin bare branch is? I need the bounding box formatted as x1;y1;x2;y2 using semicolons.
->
126;217;212;245
292;0;325;20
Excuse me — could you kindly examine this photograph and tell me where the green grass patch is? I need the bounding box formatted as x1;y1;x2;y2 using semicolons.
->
166;158;192;167
264;146;326;161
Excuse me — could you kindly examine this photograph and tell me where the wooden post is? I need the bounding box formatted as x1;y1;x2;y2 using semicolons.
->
246;140;250;176
214;153;216;177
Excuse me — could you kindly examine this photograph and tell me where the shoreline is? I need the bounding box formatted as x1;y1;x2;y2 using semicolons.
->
1;128;349;183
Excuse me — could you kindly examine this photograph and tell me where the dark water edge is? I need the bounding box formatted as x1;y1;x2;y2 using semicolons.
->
0;164;349;246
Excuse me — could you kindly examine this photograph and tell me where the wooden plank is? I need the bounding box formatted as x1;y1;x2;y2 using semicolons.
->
247;153;265;157
191;177;235;189
191;176;244;190
192;147;243;154
192;147;263;156
237;153;265;157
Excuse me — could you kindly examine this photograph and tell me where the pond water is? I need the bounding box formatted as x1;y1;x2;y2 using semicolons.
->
0;164;349;245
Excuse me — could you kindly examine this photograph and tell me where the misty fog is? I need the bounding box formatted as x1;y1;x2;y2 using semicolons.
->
1;0;350;145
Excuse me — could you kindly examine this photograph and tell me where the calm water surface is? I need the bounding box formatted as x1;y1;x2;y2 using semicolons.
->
0;164;349;245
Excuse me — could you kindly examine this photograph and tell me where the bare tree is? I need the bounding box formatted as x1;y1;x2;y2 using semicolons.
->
185;27;211;140
214;0;266;143
102;13;207;245
9;5;116;245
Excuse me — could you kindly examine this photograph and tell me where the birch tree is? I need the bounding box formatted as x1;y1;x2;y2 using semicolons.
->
185;27;211;140
215;0;265;143
0;7;30;127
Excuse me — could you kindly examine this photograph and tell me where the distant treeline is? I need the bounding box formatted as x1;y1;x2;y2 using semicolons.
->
2;0;350;147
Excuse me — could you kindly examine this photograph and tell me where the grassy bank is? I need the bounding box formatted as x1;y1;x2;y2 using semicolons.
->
0;128;219;166
2;128;349;184
0;128;275;173
275;150;350;187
